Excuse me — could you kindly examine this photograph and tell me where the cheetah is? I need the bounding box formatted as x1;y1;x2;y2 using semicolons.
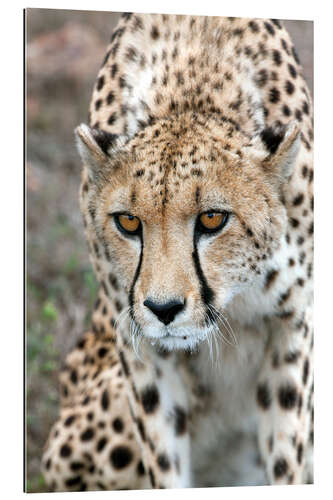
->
42;13;313;490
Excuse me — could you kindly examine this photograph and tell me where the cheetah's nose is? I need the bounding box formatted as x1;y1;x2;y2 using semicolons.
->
143;298;185;325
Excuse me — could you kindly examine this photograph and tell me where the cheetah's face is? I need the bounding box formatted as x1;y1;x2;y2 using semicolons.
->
76;116;300;351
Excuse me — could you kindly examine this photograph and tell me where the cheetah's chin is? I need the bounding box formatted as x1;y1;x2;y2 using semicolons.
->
145;326;212;352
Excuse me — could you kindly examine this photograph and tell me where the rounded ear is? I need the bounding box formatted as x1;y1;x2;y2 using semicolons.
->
244;121;301;184
75;124;125;181
261;121;301;180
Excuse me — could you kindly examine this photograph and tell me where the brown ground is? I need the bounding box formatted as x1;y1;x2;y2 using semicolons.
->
26;9;313;492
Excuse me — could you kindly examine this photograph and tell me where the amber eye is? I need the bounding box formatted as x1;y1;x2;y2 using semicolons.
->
115;214;141;235
198;212;229;233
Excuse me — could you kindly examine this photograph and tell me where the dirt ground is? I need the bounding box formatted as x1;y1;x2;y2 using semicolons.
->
25;9;313;492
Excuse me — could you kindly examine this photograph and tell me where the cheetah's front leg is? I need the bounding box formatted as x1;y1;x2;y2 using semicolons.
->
116;337;192;489
256;307;313;485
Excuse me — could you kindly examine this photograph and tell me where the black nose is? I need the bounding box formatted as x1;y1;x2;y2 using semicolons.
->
143;298;185;325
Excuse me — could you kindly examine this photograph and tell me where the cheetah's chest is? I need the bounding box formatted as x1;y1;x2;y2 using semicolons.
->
189;324;269;486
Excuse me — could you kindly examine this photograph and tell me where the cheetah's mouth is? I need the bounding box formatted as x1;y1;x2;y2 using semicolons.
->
140;323;216;352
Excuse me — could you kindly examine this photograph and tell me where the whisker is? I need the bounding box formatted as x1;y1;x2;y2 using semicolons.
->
130;318;145;362
208;304;238;348
207;305;235;348
115;306;131;329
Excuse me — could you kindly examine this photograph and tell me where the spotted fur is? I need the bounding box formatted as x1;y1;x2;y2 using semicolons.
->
42;14;313;490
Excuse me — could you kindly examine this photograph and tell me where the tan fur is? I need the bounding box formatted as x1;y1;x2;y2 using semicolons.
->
42;14;313;490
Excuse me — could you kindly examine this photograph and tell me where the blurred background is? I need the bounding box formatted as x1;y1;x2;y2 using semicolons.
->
25;9;313;492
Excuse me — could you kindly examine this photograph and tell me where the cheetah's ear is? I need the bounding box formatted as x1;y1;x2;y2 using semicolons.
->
75;124;124;180
248;121;301;182
260;121;301;181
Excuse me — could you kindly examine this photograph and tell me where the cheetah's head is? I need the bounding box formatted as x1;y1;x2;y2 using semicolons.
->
76;114;300;352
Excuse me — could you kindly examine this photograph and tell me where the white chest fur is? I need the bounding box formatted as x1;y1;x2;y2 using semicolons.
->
190;321;269;486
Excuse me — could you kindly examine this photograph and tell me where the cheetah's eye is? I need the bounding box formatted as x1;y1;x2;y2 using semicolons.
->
197;211;229;234
114;214;142;235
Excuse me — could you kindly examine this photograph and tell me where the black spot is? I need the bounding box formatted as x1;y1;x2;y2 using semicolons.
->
148;467;156;487
281;38;290;55
273;50;282;66
95;99;102;111
271;19;282;29
293;193;304;206
285;80;295;95
256;69;268;87
257;383;271;409
118;350;130;377
285;350;300;363
278;384;298;409
274;458;288;478
141;384;160;414
176;71;184;85
277;310;294;320
111;63;118;79
292;46;300;64
70;461;84;471
106;91;115;105
64;415;76;427
115;299;123;312
98;347;107;358
65;476;82;487
297;443;304;464
136;417;146;442
303;358;309;385
260;126;284;154
121;12;133;20
302;165;309;178
248;20;259;32
195;186;200;204
264;21;275;36
157;453;171;471
288;63;297;79
107;112;117;126
233;28;244;37
295;109;302;122
101;389;110;411
137;460;145;476
101;49;110;67
77;338;86;349
60;444;72;458
125;46;137;62
302;101;310;115
151;25;160;40
96;75;105;91
112;418;124;433
269;87;280;103
110;446;133;469
174;405;187;435
282;104;291;116
265;269;279;290
80;428;94;441
278;288;291;305
289;217;299;228
97;437;107;452
119;75;126;88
